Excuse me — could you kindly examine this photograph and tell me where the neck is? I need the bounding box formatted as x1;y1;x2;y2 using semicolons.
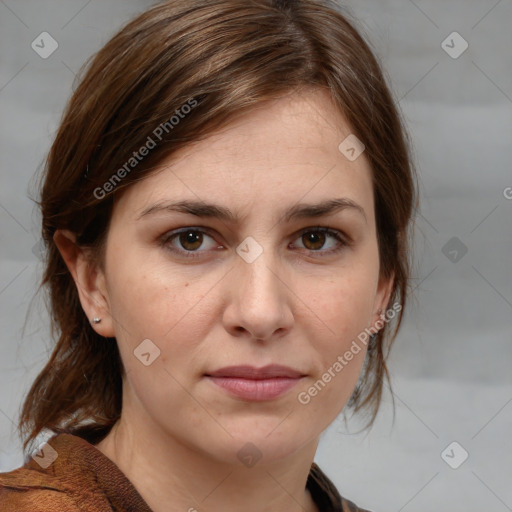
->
95;412;320;512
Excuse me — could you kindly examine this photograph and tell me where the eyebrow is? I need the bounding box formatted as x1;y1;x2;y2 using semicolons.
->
137;197;367;224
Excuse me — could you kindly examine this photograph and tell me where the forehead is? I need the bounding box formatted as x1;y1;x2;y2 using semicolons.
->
112;88;375;225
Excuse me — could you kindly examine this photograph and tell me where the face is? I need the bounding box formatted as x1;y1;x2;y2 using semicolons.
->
79;88;392;465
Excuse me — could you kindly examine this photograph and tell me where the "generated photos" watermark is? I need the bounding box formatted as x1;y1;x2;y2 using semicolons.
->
297;301;402;405
93;97;199;200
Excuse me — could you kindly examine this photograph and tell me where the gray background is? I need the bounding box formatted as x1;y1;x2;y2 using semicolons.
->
1;1;511;511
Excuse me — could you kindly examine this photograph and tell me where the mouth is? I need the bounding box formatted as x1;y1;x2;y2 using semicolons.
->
204;364;306;401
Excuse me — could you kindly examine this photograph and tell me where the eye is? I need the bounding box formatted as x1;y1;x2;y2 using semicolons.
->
291;227;347;256
161;226;348;259
161;228;220;258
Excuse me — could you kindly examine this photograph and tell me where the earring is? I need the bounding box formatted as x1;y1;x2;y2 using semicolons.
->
92;317;101;324
377;308;383;315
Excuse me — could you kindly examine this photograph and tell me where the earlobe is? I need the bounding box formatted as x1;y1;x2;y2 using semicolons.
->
53;229;115;337
372;272;395;329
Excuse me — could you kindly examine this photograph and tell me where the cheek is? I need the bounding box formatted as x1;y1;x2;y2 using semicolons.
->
295;260;377;411
303;269;377;345
105;247;213;371
105;238;179;318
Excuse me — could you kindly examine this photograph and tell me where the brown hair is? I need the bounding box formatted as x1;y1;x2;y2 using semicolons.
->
20;0;417;453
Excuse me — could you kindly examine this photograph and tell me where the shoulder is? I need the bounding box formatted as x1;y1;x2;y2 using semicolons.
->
0;434;114;512
0;466;83;511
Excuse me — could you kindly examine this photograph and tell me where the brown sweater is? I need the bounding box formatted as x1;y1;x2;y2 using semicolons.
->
0;433;370;511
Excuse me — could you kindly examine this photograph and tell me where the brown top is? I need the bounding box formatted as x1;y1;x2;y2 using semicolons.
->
0;433;371;512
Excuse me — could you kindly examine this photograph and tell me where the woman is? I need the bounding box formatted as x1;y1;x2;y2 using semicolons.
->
0;0;416;510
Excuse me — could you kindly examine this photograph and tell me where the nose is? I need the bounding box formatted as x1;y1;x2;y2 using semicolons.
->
222;247;294;342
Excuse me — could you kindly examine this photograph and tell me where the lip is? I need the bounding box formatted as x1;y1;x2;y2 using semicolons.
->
205;364;306;401
206;364;304;379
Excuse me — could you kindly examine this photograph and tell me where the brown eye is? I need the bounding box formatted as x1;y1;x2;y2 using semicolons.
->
161;226;347;260
162;228;219;259
178;230;204;251
302;231;327;251
292;227;347;256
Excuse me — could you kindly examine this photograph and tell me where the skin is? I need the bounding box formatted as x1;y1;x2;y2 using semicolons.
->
54;87;393;512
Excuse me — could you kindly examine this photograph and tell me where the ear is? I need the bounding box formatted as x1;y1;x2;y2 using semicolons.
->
53;229;115;338
370;271;396;333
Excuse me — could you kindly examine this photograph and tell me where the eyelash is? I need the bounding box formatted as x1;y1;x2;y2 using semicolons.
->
159;226;348;259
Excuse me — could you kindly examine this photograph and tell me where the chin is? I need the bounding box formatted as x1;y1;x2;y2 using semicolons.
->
203;417;318;466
